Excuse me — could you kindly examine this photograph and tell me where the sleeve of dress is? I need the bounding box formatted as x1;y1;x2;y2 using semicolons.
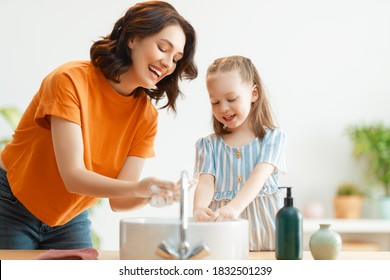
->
193;137;215;179
258;127;287;174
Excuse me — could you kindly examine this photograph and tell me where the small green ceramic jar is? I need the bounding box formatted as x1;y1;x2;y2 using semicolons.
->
309;224;342;260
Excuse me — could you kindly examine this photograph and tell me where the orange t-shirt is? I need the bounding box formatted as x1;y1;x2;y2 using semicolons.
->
1;61;158;226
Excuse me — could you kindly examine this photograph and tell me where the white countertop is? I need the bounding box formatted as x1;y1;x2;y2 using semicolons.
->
1;250;390;260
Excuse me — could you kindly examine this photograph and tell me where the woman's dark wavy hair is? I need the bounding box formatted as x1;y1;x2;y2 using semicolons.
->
90;1;198;112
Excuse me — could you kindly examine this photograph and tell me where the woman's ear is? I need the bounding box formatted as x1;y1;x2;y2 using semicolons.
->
127;37;136;49
251;85;260;103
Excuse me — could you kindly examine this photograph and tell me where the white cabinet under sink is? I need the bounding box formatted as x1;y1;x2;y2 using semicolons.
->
303;219;390;251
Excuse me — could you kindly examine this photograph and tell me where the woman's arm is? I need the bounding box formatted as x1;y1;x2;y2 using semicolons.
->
193;173;216;221
109;156;150;211
51;116;175;199
214;162;275;221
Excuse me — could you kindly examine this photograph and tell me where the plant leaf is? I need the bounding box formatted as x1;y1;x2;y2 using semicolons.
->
0;106;22;128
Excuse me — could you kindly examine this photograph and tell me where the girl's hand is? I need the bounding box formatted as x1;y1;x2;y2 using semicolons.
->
214;206;240;221
193;208;216;221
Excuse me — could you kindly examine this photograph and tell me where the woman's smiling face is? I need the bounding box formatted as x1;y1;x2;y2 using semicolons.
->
127;24;186;89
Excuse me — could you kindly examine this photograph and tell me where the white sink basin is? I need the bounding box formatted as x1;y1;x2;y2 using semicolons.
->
120;217;249;260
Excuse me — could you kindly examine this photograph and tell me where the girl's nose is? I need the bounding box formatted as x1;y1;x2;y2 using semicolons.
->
219;101;229;112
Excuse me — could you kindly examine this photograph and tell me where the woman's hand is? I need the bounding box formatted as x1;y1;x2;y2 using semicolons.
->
138;177;178;198
193;208;216;221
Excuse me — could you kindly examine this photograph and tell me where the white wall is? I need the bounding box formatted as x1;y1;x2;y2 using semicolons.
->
1;0;389;249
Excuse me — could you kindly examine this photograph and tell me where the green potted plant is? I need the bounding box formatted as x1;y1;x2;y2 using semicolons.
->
346;123;390;219
0;106;22;150
333;182;363;219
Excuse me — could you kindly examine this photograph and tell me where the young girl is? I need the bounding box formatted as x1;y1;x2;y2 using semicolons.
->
0;1;197;249
193;56;287;251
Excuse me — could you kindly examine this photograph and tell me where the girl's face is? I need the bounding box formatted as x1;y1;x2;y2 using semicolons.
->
128;24;186;89
207;70;258;131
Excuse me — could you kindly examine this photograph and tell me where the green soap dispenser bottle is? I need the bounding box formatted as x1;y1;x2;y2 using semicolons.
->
275;186;303;260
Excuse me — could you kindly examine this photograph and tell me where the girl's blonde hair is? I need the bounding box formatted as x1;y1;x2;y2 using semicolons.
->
206;55;276;138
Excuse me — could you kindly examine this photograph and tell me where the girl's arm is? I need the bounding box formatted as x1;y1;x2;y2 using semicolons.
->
193;173;216;221
214;162;275;221
51;116;176;199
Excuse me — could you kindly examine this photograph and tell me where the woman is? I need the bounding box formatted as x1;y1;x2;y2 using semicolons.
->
0;1;197;249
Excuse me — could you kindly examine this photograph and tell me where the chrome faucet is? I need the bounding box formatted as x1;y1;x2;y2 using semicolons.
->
156;170;210;260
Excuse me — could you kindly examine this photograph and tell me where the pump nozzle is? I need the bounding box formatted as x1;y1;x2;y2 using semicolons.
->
279;186;293;206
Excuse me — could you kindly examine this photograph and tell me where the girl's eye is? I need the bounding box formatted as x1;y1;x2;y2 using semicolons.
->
210;101;219;105
158;46;166;52
228;97;238;102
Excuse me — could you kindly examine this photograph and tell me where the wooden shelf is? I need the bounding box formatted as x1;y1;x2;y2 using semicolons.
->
304;218;390;233
303;219;390;251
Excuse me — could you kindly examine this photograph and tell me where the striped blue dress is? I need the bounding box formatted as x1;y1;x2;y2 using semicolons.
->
193;127;287;251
